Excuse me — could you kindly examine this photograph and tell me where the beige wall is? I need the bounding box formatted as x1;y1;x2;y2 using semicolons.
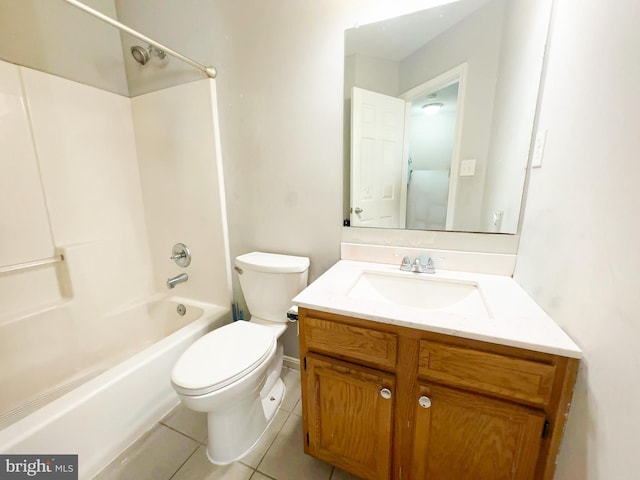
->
514;0;640;477
0;0;128;96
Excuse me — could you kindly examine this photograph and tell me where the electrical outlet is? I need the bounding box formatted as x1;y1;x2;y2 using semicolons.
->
532;129;547;168
493;210;504;226
459;159;476;177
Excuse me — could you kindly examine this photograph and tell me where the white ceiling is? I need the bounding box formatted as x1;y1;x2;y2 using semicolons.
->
345;0;494;62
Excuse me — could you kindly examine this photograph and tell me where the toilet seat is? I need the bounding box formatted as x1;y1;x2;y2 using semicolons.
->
171;321;276;396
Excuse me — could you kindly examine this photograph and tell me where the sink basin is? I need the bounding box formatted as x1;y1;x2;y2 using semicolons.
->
347;271;491;318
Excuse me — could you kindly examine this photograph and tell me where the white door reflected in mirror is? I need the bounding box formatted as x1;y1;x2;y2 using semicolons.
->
350;87;405;228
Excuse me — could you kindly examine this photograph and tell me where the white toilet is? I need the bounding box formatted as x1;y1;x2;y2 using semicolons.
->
171;251;309;465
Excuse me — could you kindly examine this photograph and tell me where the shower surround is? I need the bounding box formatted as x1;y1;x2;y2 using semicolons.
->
0;59;231;474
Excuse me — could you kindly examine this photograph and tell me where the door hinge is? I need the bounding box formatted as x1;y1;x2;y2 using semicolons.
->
542;420;551;439
306;432;310;446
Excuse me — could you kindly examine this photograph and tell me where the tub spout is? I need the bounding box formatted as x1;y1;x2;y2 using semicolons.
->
167;273;188;289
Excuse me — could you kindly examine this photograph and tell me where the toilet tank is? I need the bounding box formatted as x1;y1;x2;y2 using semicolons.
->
235;252;310;323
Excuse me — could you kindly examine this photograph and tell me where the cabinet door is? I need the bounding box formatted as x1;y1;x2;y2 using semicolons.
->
305;353;395;480
411;383;545;480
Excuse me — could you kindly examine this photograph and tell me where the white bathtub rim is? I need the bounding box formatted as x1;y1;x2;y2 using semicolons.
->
0;297;229;451
101;292;199;318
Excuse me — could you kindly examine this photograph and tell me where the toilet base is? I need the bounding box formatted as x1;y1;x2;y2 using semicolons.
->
261;376;285;423
205;377;286;465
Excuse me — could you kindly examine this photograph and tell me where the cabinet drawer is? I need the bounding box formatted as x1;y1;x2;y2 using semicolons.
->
303;316;398;369
418;341;556;405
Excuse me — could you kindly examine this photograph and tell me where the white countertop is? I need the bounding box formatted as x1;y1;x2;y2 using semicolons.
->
293;260;581;359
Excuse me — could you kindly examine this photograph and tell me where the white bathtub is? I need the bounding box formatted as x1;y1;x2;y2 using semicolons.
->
0;296;230;479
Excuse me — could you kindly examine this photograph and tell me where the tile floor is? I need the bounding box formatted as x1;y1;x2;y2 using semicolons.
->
93;367;361;480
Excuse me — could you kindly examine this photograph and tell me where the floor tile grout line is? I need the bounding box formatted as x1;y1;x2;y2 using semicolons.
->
167;443;200;480
256;472;280;480
250;471;278;480
240;407;294;472
254;409;323;480
159;421;207;445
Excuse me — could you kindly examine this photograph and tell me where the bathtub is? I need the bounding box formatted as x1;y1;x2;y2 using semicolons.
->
0;295;230;479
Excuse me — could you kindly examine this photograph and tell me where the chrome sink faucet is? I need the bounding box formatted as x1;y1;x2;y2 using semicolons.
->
399;255;435;274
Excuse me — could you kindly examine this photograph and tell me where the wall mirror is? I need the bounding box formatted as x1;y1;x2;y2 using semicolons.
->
343;0;552;234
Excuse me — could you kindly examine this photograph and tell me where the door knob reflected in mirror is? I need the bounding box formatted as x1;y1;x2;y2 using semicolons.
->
418;396;432;409
380;388;392;399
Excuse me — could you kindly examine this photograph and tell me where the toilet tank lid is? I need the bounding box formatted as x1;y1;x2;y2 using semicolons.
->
236;252;310;274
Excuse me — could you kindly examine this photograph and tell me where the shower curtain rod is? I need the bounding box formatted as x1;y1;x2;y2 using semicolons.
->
62;0;217;78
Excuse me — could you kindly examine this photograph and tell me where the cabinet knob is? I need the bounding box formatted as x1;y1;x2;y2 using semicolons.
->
418;396;432;409
380;388;392;399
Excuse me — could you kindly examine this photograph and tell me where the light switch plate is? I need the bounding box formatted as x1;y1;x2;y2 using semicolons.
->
459;158;476;177
532;129;547;168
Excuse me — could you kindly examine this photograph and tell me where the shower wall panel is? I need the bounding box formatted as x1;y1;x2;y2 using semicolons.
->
0;60;157;419
131;79;232;306
0;62;54;266
21;67;155;313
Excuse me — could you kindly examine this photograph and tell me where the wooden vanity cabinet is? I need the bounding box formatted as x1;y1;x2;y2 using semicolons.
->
298;308;579;480
304;353;395;480
410;382;545;480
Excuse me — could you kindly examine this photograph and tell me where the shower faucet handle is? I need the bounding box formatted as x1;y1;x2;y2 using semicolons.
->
170;243;191;267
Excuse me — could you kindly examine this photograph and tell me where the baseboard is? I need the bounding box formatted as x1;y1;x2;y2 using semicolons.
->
283;355;300;370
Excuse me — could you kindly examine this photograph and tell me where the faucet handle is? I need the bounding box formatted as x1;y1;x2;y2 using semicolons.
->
411;255;436;274
424;256;435;274
398;255;412;271
170;243;191;267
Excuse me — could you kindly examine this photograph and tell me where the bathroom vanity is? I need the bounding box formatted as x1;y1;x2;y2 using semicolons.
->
294;260;580;480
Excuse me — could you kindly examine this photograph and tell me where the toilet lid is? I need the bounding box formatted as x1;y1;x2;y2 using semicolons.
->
171;321;276;396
